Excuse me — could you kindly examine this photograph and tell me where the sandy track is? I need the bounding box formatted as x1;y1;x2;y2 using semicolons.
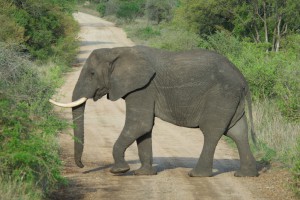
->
51;12;294;200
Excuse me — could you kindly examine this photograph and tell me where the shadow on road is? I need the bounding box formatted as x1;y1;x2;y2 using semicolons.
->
81;157;242;176
80;41;114;47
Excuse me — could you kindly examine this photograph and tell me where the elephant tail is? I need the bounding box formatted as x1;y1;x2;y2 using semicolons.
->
245;89;257;146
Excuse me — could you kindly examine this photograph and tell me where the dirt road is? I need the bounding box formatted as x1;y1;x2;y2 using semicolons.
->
52;12;295;200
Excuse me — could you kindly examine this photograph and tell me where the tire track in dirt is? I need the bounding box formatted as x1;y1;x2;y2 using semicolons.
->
51;12;292;200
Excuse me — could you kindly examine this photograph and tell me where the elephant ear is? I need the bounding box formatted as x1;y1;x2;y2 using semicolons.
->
108;49;156;101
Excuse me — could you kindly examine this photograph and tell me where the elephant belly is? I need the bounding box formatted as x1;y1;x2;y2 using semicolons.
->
154;89;204;128
154;82;243;129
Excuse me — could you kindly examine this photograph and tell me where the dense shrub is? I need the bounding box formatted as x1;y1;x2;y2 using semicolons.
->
0;0;78;62
97;2;107;17
96;0;145;20
145;0;177;24
0;44;67;197
0;1;25;44
116;1;142;20
0;14;25;44
104;0;121;16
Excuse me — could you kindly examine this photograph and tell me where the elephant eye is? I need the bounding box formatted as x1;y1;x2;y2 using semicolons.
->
89;71;95;80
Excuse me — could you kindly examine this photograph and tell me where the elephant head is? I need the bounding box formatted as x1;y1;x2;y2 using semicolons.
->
49;47;155;168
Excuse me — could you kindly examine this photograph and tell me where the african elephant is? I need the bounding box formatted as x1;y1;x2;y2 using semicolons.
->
50;46;258;177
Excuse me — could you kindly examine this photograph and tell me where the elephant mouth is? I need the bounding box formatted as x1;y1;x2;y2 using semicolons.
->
93;88;107;101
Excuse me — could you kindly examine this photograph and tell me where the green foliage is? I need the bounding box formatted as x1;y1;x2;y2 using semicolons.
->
198;30;242;57
174;0;300;52
145;0;177;24
0;1;25;44
0;176;43;200
0;0;79;62
96;0;145;20
116;0;142;20
103;0;121;16
97;2;107;17
292;138;300;196
149;26;201;51
0;44;68;198
272;54;299;120
0;14;25;44
125;24;161;40
174;0;234;35
251;100;300;164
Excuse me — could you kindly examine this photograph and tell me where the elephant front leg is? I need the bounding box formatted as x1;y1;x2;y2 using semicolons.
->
134;131;157;175
110;114;155;175
110;87;155;174
110;133;131;174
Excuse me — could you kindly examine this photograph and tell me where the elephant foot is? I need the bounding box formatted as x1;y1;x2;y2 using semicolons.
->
188;168;213;177
134;165;157;176
110;162;130;174
234;169;259;177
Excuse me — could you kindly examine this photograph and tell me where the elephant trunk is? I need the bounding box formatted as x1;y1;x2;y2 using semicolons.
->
72;102;86;168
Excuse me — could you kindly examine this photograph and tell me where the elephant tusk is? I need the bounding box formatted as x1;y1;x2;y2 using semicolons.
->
49;97;88;108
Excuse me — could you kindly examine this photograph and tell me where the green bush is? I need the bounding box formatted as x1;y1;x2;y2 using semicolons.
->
0;1;77;199
0;0;78;62
145;0;177;24
0;14;25;44
104;0;121;16
198;30;242;58
116;0;144;21
0;2;25;44
272;54;299;121
97;2;107;16
0;44;68;197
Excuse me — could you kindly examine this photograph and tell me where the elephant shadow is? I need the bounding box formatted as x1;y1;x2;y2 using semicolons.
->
82;157;257;176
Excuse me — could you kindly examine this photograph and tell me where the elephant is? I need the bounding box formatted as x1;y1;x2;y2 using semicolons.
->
50;45;258;177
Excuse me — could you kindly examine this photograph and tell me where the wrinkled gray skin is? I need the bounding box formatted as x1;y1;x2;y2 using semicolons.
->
72;46;258;177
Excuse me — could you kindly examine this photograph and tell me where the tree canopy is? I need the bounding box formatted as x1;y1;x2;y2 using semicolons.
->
175;0;300;52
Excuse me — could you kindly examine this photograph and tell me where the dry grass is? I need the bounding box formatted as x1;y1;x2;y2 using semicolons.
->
252;100;300;164
0;177;42;200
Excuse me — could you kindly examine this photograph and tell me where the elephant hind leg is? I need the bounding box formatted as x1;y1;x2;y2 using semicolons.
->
189;127;224;177
226;115;258;177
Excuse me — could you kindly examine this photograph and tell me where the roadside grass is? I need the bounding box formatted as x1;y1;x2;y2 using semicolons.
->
123;20;161;44
292;138;300;197
0;176;42;200
0;1;79;198
0;44;71;198
252;100;300;164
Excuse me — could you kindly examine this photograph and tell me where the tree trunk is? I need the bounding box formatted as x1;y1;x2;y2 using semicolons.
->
263;1;268;43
